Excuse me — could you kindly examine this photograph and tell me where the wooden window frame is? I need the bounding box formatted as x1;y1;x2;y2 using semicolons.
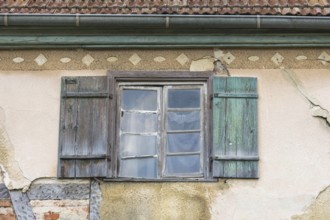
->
105;71;215;182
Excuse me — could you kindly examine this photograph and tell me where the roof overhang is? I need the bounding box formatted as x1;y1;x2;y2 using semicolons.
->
1;14;330;48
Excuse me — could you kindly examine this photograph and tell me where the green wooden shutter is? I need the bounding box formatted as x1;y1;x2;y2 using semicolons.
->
212;77;258;178
58;76;110;178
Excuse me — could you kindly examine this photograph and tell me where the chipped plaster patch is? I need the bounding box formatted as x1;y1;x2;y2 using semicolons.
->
292;185;330;220
0;118;31;190
282;69;330;126
190;58;214;71
214;49;225;59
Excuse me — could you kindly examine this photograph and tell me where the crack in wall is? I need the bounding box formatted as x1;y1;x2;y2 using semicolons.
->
0;108;31;191
282;69;330;127
292;184;330;220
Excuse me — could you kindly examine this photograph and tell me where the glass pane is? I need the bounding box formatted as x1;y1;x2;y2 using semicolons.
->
167;133;200;153
167;111;200;130
121;112;158;133
122;89;158;111
168;89;200;108
120;158;157;178
165;155;200;175
120;134;157;156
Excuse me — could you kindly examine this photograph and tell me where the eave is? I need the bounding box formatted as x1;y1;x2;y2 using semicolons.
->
1;14;330;48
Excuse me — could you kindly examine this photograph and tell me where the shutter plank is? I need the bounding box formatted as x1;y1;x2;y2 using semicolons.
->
212;78;227;177
59;76;109;178
75;98;93;177
59;78;79;177
213;77;258;178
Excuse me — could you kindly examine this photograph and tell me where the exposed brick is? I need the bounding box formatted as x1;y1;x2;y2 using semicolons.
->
31;200;89;220
0;207;15;220
44;211;60;220
0;213;16;220
0;200;12;208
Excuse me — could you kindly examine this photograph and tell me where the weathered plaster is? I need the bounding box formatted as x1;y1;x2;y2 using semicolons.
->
282;69;330;126
0;49;330;71
0;49;329;219
0;115;31;190
100;182;228;220
292;185;330;220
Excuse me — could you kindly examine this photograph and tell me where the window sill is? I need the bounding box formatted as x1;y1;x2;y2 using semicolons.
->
103;178;218;182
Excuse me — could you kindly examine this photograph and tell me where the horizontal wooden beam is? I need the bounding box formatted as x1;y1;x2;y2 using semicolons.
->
213;155;259;161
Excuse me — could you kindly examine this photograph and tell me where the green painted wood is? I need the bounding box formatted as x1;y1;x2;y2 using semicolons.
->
59;76;109;178
212;77;258;178
1;33;330;48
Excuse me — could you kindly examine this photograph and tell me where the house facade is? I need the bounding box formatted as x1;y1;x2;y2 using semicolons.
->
0;1;330;219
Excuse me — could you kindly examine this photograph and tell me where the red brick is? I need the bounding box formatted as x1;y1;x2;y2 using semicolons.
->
0;201;12;208
44;211;60;220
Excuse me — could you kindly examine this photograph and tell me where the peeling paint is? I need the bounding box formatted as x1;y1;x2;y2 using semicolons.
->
282;69;330;127
100;181;229;220
190;57;214;71
292;185;330;220
0;118;31;190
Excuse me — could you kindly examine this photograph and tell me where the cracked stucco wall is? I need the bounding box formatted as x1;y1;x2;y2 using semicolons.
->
0;49;329;219
292;185;330;220
0;107;30;190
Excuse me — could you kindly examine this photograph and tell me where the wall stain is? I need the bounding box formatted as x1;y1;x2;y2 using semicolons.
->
0;110;31;190
100;181;229;220
292;185;330;220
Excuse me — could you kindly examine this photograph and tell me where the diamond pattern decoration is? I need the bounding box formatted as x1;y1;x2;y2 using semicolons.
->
13;57;24;63
176;53;189;66
248;56;260;62
318;52;330;65
107;57;118;62
34;54;47;66
295;55;307;61
223;52;235;65
271;53;284;65
82;54;94;66
60;57;71;63
154;56;166;63
129;53;141;65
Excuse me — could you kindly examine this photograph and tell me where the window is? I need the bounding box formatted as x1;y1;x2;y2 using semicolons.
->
117;83;206;179
58;72;258;181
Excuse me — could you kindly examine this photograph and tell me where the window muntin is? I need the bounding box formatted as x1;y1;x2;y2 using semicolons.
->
117;83;206;179
118;87;161;178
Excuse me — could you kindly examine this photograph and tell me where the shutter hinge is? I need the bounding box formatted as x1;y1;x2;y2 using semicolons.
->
109;94;113;99
209;94;213;109
65;78;77;84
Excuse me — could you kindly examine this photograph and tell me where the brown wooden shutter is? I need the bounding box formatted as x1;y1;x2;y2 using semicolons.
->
212;77;258;178
58;76;110;178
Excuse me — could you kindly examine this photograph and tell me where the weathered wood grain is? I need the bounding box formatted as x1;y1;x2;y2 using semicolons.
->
9;190;35;220
59;76;109;178
212;77;258;178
